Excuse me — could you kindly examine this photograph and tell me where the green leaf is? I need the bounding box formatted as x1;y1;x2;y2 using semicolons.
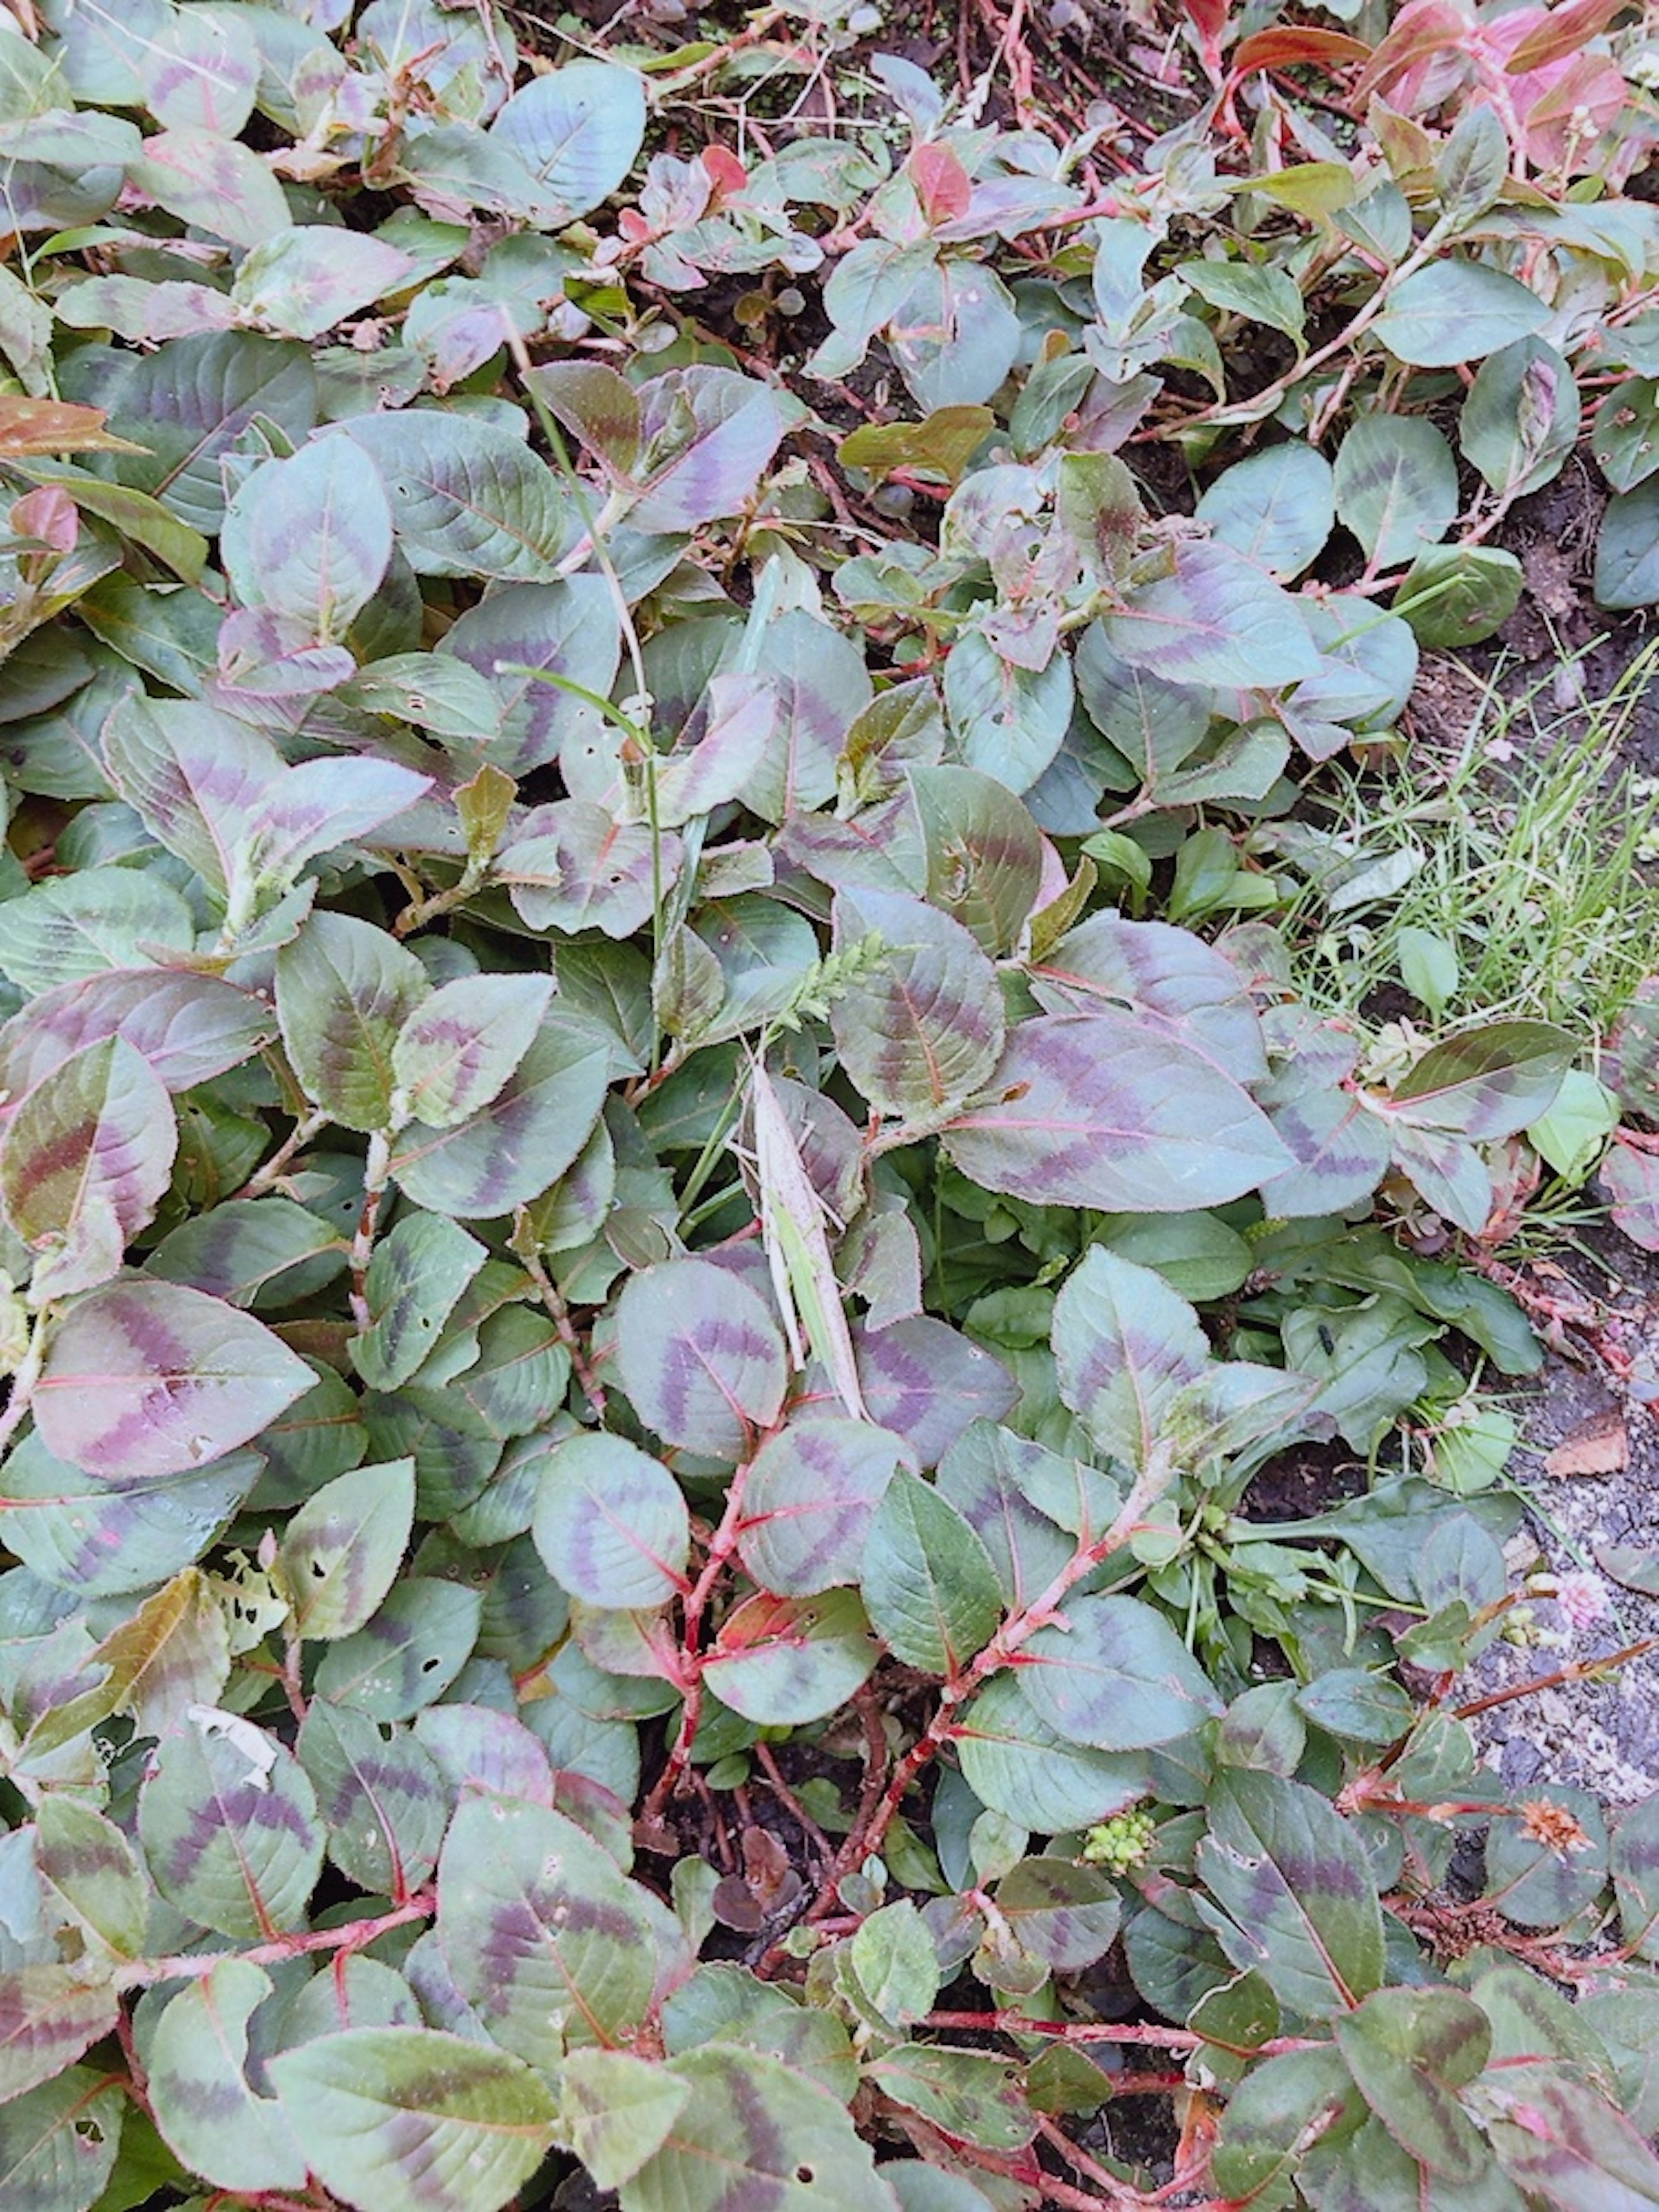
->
864;2045;1035;2151
860;1467;1003;1676
1484;1784;1608;1928
34;1279;313;1482
1050;1248;1208;1471
1196;442;1334;581
613;1258;787;1459
839;405;994;486
267;2029;558;2212
276;913;430;1133
1373;263;1549;366
312;1576;482;1719
1213;2046;1367;2209
942;1014;1290;1212
954;1673;1151;1831
0;2065;124;2209
1296;1668;1415;1745
147;1959;306;2194
942;628;1074;794
849;1899;942;2026
1334;415;1458;567
912;765;1044;956
620;2045;897;2212
702;1589;880;1724
533;1432;690;1608
137;1714;323;1940
1181;259;1305;343
1195;1770;1386;2016
737;1416;909;1596
0;1035;176;1301
1591;376;1659;494
1595;477;1659;608
830;887;1004;1122
1397;544;1524;645
489;60;646;216
559;2050;690;2191
436;1791;660;2064
0;869;194;998
1612;1792;1659;1959
279;1456;416;1641
1022;1594;1220;1751
1334;1988;1491;2181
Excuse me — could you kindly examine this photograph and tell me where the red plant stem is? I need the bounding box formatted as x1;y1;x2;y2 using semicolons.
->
1452;1637;1658;1720
827;1451;1176;1882
122;1894;433;1990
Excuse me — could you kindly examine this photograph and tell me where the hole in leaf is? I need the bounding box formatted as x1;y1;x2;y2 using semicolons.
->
796;2167;814;2184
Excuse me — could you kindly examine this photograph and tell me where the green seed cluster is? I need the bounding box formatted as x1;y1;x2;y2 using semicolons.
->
1081;1807;1157;1874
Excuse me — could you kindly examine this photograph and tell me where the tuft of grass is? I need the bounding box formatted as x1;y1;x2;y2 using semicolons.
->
1272;641;1659;1037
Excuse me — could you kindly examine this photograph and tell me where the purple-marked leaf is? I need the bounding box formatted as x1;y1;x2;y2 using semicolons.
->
1390;1122;1493;1234
0;1036;177;1301
1212;2048;1368;2208
1101;542;1319;690
414;1705;556;1807
613;1259;788;1460
1197;441;1335;581
279;1458;416;1642
353;1215;487;1394
1333;414;1460;567
137;1715;323;1941
630;367;785;534
34;1279;313;1483
0;869;195;998
936;1425;1076;1611
659;1966;858;2098
850;1316;1017;1468
861;1466;1003;1675
149;1196;348;1311
232;229;417;343
57;1565;231;1747
865;2046;1036;2153
312;1576;481;1720
148;1958;305;2194
0;1969;121;2104
1484;1783;1608;1928
1030;914;1268;1084
1613;1793;1659;1961
532;1433;690;1610
341;413;575;581
267;2028;557;2212
1195;1770;1386;2017
1333;1988;1492;2182
298;1699;449;1897
247;756;432;893
911;763;1043;955
1380;1020;1575;1138
391;973;552;1129
1074;622;1211;784
224;437;394;642
34;1795;147;1960
489;60;645;215
525;361;642;478
829;887;1004;1122
1051;1249;1208;1471
101;693;279;896
128;127;292;247
499;801;676;940
389;1013;612;1217
623;2045;896;2212
275;912;430;1132
1261;1083;1393;1217
86;331;317;534
701;1587;880;1724
438;575;620;776
437;1791;660;2064
561;2049;691;2192
137;3;257;132
1023;1594;1220;1751
737;1416;910;1595
0;2065;124;2206
740;611;874;825
1487;2066;1659;2212
0;1430;257;1597
996;1857;1122;1972
655;671;779;827
943;1014;1290;1211
1167;1360;1319;1463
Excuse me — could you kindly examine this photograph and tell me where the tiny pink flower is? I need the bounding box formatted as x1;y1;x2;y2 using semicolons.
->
1554;1571;1611;1633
